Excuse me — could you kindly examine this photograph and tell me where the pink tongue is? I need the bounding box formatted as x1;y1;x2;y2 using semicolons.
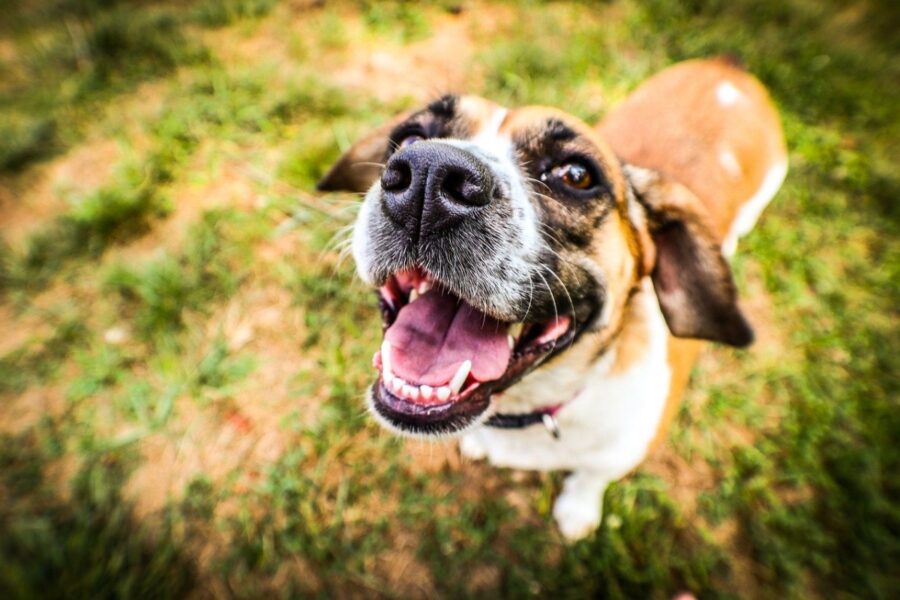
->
384;290;511;387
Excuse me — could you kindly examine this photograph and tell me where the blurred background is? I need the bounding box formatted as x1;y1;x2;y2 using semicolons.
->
1;0;897;597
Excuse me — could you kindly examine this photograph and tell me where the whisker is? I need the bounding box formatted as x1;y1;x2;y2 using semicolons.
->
533;270;559;352
541;264;577;331
525;175;554;196
522;272;535;323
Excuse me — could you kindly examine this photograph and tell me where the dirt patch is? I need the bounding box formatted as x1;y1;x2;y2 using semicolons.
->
124;282;310;518
644;426;763;597
0;382;68;436
643;447;716;522
107;142;279;267
330;10;478;102
0;38;27;94
0;78;165;248
374;530;439;598
0;137;121;247
738;258;786;354
0;303;54;357
201;2;496;105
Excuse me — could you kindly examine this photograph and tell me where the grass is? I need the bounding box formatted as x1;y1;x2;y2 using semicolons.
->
0;431;197;598
0;0;212;173
0;0;897;598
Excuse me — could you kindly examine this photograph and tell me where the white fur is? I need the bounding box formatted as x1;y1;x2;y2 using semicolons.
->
352;186;381;284
433;107;542;315
722;160;787;257
461;279;672;540
716;81;742;106
477;106;508;139
718;148;742;177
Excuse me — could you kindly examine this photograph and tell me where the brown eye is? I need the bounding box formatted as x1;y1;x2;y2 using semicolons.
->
554;162;593;189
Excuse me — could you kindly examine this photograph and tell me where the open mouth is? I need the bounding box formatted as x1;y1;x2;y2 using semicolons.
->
369;268;577;435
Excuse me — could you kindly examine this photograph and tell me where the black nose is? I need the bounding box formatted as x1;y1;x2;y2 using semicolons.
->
380;141;494;238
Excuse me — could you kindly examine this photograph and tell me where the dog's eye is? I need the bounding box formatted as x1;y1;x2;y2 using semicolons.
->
553;162;593;190
398;133;426;149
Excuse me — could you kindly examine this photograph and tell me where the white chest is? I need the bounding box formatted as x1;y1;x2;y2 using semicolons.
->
462;282;672;478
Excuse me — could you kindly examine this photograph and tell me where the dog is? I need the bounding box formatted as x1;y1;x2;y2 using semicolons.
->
317;58;787;540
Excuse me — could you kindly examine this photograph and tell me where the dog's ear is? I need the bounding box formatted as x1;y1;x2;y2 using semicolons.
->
624;165;753;347
317;111;414;193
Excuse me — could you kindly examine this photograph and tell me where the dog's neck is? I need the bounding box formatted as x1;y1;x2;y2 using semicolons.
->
487;278;657;416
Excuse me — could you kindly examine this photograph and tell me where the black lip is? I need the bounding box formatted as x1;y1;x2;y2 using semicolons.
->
371;381;492;435
370;317;584;436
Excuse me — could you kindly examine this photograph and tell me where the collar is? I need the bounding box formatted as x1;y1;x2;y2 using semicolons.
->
485;403;563;439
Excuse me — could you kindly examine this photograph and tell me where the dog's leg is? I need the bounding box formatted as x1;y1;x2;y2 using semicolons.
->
553;470;610;541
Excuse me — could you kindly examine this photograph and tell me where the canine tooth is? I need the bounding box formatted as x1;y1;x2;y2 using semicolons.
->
508;335;515;349
418;280;432;294
420;385;433;400
436;386;451;401
409;288;419;303
509;322;523;339
391;377;405;394
381;341;393;379
449;360;471;395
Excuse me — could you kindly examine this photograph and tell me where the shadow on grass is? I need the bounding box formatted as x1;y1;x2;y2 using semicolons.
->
0;431;197;599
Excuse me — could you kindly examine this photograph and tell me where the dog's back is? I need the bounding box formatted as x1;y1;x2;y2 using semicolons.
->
600;58;787;253
599;58;787;450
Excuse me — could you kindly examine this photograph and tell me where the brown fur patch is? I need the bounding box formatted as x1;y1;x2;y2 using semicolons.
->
599;59;787;240
648;337;704;449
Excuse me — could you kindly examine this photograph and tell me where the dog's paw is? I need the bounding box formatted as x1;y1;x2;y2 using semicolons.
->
553;492;602;541
459;434;487;460
553;473;608;541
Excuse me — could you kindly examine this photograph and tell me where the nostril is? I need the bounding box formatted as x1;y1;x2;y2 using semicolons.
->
381;159;412;192
441;169;489;207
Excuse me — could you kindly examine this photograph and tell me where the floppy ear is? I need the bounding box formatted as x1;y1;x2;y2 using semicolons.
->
624;165;754;347
316;111;414;193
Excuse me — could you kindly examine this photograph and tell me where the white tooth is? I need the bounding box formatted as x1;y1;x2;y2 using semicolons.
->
418;280;432;294
409;288;419;303
392;377;404;394
449;360;471;395
509;322;523;339
381;341;393;380
420;385;433;400
436;386;451;401
508;335;515;349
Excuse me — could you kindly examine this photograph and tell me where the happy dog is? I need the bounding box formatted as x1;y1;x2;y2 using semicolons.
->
318;58;787;540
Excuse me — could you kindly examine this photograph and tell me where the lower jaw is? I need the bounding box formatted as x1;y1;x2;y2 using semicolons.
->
369;380;493;436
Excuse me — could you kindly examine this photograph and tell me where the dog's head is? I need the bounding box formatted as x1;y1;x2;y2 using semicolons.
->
319;95;752;437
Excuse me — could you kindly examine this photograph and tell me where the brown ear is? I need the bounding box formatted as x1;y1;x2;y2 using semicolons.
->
625;165;753;347
316;111;414;193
